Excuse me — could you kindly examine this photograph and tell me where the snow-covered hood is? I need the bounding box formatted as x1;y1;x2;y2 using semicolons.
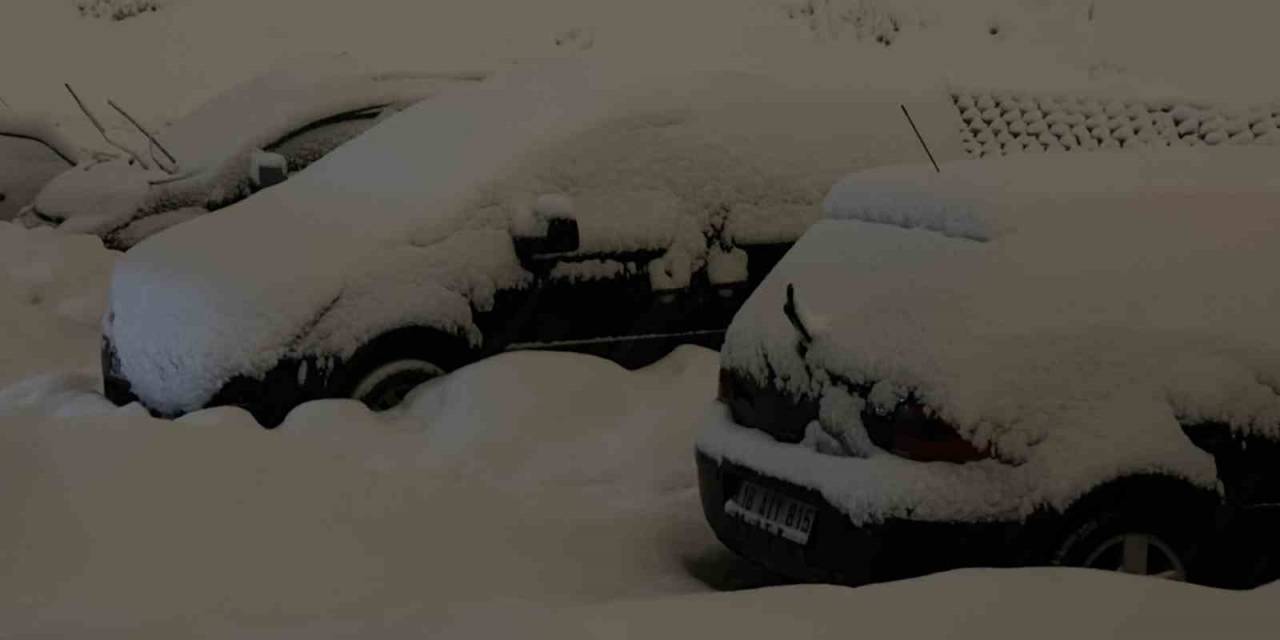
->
108;59;965;414
33;158;158;234
34;56;483;238
720;146;1280;507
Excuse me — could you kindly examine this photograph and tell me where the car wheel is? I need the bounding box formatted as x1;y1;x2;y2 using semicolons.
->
1047;476;1217;582
352;359;444;411
338;326;475;412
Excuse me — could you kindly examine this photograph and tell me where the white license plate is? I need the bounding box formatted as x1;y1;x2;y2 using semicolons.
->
725;481;817;544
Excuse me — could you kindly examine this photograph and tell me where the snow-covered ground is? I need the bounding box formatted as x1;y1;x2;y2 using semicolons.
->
6;0;1280;636
2;254;1277;635
4;211;1279;637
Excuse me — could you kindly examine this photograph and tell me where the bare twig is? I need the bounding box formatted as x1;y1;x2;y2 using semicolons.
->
0;96;10;109
901;104;940;173
107;98;178;171
65;83;151;169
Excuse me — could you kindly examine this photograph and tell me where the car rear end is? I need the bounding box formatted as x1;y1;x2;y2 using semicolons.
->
697;369;1026;586
694;212;1036;586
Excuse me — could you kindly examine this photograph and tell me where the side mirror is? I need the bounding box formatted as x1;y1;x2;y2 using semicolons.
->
250;150;289;190
511;194;579;261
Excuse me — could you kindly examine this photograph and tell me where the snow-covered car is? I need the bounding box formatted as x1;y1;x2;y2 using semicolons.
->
99;61;965;427
19;57;486;249
0;112;83;221
697;147;1280;589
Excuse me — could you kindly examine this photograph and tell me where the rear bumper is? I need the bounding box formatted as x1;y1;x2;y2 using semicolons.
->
696;451;1025;586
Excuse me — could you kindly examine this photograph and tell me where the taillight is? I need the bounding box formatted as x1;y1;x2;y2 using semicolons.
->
863;398;989;463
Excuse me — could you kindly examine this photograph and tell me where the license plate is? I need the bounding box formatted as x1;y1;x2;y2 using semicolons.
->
725;481;817;544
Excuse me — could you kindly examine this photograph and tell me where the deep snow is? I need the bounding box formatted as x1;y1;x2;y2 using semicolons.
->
6;0;1280;636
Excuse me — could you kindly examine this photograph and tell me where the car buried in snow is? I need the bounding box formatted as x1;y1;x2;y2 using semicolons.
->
697;147;1280;589
0;111;87;221
17;56;486;249
99;60;967;427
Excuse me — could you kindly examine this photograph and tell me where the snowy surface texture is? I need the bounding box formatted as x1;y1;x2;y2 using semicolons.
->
75;0;167;21
12;0;1280;153
4;341;1277;637
951;89;1280;158
108;60;963;415
0;223;114;389
712;147;1280;519
34;56;478;240
0;120;77;221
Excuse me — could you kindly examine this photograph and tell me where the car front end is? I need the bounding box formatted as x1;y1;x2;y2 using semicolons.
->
23;157;155;240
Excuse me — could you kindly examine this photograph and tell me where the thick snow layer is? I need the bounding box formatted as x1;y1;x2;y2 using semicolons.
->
698;404;1031;523
0;113;83;220
2;344;1278;637
441;569;1280;640
33;56;479;238
14;0;1280;154
0;348;727;636
717;147;1280;514
108;60;964;415
0;223;115;389
0;112;83;166
951;89;1280;158
1;218;1277;636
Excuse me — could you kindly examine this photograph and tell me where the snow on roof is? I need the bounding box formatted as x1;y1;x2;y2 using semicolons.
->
109;59;964;414
715;147;1280;515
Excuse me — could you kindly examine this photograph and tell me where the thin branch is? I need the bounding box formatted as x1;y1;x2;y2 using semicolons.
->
0;96;10;109
107;98;178;169
900;104;940;173
65;83;150;170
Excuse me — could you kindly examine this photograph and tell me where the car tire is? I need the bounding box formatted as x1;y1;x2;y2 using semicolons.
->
338;326;475;412
1045;475;1218;583
352;359;445;411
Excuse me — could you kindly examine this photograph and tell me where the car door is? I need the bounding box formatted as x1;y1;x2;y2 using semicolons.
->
0;132;75;220
491;238;765;368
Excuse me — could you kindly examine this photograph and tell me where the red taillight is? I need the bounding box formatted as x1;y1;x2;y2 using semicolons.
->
864;400;989;464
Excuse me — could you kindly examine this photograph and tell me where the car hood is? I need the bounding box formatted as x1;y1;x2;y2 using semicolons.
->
34;158;158;235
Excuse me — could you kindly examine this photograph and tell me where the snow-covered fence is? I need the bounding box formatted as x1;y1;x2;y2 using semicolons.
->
75;0;168;21
953;90;1280;158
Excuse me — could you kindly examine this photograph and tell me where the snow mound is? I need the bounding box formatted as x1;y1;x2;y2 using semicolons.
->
716;147;1280;518
0;222;116;388
0;347;722;635
444;569;1280;640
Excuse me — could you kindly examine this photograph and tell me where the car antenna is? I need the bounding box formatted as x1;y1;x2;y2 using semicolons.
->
107;98;178;173
64;83;151;170
783;283;814;349
901;104;941;173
